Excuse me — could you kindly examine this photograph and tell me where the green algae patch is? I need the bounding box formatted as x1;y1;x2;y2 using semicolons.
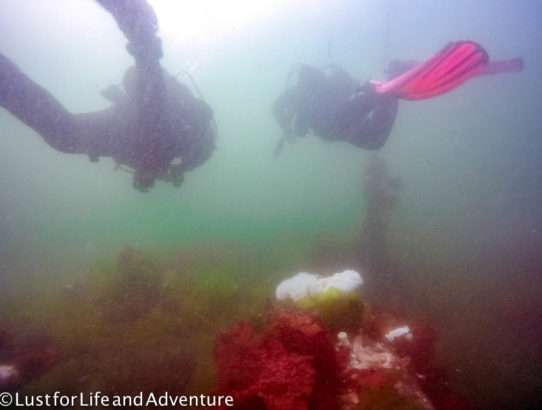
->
8;244;275;397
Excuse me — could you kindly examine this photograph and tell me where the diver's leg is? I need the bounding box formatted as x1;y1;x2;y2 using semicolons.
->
0;54;81;153
350;95;399;150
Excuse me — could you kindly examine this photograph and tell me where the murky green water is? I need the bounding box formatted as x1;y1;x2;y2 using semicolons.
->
1;1;541;408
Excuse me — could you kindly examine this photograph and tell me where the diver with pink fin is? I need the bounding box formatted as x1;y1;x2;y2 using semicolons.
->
273;41;524;153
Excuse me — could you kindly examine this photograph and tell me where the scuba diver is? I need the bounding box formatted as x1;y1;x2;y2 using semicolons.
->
0;0;215;192
273;41;524;154
273;64;399;152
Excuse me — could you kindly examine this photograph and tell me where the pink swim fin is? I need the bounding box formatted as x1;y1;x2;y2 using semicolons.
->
480;58;524;75
371;41;522;101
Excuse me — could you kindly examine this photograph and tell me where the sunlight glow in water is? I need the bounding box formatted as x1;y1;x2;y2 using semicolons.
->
149;0;327;43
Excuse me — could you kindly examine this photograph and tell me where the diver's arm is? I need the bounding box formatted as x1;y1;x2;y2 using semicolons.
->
96;0;172;183
95;0;167;113
0;53;82;153
0;53;126;158
96;0;162;67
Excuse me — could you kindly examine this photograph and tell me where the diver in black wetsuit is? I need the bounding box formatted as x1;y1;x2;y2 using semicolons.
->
0;0;215;192
272;64;399;153
273;43;523;153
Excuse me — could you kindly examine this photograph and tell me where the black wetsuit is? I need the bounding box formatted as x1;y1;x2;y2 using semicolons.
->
0;0;215;191
273;64;398;150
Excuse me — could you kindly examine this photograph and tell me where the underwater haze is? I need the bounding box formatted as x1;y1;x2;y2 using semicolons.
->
1;0;541;409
